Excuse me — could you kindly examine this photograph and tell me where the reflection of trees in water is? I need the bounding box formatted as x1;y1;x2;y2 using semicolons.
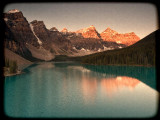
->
82;64;156;91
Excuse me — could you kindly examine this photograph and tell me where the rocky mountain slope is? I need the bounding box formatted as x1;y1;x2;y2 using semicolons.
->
4;48;33;71
4;9;40;61
4;48;32;65
100;27;118;41
61;26;126;55
29;20;74;57
76;25;101;39
100;27;140;45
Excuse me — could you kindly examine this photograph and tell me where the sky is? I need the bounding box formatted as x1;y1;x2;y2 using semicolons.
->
3;2;158;39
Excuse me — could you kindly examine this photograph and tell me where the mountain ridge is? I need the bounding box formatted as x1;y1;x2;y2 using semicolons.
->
100;27;140;45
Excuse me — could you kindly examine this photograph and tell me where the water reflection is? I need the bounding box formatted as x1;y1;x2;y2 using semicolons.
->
32;62;55;69
4;62;158;118
81;76;97;104
82;64;156;91
20;62;157;99
100;76;140;97
50;62;156;101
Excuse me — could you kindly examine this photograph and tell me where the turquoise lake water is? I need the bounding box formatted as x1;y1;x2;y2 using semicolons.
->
4;62;158;118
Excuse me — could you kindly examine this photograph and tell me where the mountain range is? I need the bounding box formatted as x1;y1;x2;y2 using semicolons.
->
3;9;141;64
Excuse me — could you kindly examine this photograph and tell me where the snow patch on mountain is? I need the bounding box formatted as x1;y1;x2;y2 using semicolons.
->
4;18;8;21
73;46;77;50
98;48;102;52
81;48;86;51
116;41;122;43
103;45;114;50
8;9;20;13
30;24;42;45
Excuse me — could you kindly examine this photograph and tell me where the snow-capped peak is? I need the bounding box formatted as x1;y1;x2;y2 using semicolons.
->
89;25;95;28
61;28;68;32
106;27;114;32
81;25;96;32
50;27;58;32
8;9;20;13
106;27;111;30
102;27;118;35
88;25;96;30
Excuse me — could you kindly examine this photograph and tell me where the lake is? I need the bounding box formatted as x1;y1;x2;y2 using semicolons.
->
4;62;159;118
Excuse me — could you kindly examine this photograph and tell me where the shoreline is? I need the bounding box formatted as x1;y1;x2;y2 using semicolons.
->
4;70;24;77
4;61;155;77
80;62;155;67
4;63;33;77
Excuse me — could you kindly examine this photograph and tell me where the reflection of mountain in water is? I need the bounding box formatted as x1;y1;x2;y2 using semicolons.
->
80;74;140;102
26;62;156;92
81;77;97;104
82;65;156;91
24;62;156;105
52;63;142;102
101;76;140;97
